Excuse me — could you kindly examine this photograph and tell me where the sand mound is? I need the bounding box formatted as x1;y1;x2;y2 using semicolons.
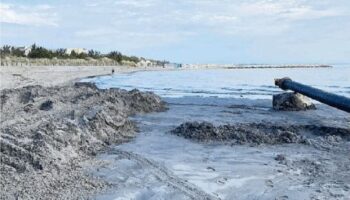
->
0;83;166;199
171;122;350;145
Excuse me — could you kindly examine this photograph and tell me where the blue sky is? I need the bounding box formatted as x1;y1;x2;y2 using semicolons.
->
1;0;349;64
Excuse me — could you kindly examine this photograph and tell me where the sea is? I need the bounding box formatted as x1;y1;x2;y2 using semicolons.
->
83;65;349;99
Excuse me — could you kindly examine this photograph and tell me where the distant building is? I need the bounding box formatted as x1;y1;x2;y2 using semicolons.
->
65;48;88;55
137;60;153;67
18;46;32;56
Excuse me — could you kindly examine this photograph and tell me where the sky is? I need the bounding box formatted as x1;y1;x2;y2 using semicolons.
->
0;0;349;64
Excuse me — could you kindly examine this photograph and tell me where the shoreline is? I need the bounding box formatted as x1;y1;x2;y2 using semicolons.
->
1;65;349;199
0;64;337;90
0;65;171;90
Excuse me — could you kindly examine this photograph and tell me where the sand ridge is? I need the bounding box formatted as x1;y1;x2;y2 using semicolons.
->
0;82;166;199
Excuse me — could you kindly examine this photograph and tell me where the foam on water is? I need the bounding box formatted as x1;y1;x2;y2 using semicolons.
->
82;65;350;99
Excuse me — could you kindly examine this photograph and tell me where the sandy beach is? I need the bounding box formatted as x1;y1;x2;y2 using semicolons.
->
0;65;168;199
1;65;349;200
0;65;169;90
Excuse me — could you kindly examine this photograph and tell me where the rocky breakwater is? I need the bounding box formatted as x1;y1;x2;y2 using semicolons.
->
0;83;166;199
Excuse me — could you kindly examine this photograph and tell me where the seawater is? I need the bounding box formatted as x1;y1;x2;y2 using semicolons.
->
82;65;350;99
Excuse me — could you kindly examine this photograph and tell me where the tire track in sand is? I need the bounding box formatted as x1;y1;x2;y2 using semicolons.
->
109;149;219;200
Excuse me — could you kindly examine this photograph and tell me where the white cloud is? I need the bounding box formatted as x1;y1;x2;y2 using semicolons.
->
2;0;348;63
70;0;349;50
75;27;196;50
236;0;343;20
281;6;342;20
97;0;345;38
113;0;156;8
0;3;57;26
185;0;346;35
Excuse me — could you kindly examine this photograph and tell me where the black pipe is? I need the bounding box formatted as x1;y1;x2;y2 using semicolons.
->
275;77;350;113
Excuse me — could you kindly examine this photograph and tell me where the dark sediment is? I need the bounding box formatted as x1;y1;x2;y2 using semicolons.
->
170;121;350;145
273;92;316;111
0;83;166;199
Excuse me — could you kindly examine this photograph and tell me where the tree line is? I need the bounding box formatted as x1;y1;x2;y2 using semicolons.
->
0;44;143;63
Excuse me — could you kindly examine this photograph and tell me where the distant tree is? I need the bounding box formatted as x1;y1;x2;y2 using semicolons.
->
31;43;37;52
69;50;78;59
1;45;11;55
88;49;101;58
122;55;140;63
76;52;88;59
69;50;87;59
107;51;123;62
0;45;12;57
11;47;25;57
0;44;162;65
54;48;68;58
28;44;54;58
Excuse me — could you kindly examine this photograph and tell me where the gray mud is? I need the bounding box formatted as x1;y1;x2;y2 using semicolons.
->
171;121;350;146
83;95;350;200
169;118;350;199
0;83;166;199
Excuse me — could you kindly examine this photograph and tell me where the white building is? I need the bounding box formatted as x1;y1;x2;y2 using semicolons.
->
137;59;153;67
18;46;32;56
65;48;88;55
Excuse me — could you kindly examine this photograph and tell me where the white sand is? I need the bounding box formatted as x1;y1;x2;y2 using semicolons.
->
0;65;166;90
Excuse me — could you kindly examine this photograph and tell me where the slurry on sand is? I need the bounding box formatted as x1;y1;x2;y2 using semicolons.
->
91;95;350;200
78;67;350;199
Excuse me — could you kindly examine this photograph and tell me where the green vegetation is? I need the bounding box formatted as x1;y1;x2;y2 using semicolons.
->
107;51;123;62
69;51;88;59
28;44;54;59
0;44;157;65
88;50;101;59
0;45;25;57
